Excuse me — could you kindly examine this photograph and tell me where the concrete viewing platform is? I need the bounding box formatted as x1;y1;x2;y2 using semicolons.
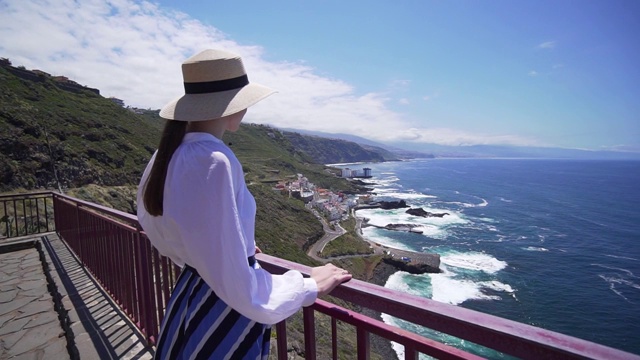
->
0;233;154;359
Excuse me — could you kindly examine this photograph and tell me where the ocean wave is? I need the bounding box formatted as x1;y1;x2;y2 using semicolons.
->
381;192;437;200
437;199;488;208
523;246;549;252
598;274;640;303
592;264;637;278
593;263;639;303
370;176;400;184
605;254;639;261
480;280;516;293
440;251;508;274
430;274;501;305
371;187;401;194
384;272;421;295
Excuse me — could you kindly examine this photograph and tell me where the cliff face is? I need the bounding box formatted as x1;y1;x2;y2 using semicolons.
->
283;131;393;164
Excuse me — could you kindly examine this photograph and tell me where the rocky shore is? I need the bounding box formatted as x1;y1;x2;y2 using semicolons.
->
362;260;402;360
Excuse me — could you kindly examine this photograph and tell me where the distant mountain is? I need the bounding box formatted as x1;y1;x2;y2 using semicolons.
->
282;128;640;160
389;143;640;160
281;130;400;164
279;128;434;159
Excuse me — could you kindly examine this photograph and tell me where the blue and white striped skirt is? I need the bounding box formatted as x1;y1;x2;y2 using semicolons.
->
154;264;271;360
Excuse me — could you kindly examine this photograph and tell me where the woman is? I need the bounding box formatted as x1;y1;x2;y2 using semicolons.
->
137;49;351;359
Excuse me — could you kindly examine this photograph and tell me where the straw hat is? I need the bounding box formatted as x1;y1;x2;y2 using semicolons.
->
159;49;275;121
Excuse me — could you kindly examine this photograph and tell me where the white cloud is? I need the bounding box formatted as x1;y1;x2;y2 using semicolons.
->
391;128;540;147
537;41;557;49
0;0;539;148
528;70;539;77
398;98;410;105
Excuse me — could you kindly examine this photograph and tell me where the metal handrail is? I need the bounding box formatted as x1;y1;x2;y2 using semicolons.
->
0;191;54;238
4;191;639;359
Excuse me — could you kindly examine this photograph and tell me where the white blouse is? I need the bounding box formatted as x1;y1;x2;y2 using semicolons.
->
137;132;317;325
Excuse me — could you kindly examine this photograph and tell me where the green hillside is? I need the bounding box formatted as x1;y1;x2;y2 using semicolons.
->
0;63;160;192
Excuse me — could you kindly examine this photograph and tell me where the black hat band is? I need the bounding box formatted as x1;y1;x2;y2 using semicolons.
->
184;75;249;94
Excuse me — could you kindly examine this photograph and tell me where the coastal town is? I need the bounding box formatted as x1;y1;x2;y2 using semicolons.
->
273;167;441;273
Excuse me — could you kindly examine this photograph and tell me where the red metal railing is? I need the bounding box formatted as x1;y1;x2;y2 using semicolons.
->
5;191;638;359
0;191;54;238
52;192;180;344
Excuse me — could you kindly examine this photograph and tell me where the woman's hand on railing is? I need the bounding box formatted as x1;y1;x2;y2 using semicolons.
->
310;263;352;297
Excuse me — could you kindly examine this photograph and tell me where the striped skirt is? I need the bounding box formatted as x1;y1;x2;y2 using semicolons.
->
154;264;271;360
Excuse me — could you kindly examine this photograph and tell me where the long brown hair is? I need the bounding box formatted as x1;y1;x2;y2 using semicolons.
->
143;120;187;216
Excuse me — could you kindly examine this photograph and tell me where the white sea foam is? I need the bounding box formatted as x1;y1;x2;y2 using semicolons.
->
592;264;637;278
605;254;639;261
436;196;487;208
383;192;437;200
593;264;639;303
371;187;400;194
371;176;400;185
413;224;443;237
499;197;512;203
598;274;640;303
440;251;508;274
480;280;517;299
430;274;499;305
523;246;549;252
384;271;422;295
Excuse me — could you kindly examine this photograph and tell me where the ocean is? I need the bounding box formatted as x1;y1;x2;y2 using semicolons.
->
334;159;640;358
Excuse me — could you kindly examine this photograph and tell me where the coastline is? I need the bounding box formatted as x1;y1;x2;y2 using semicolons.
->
362;260;401;360
347;198;442;359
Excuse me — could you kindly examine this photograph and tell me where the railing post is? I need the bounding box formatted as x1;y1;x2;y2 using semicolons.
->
303;306;316;360
357;327;370;360
404;344;417;360
134;227;154;342
75;203;83;267
332;318;338;360
275;320;288;360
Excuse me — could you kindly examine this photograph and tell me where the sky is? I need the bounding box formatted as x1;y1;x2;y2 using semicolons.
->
1;0;639;152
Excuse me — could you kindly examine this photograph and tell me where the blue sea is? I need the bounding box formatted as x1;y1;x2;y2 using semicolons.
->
334;159;640;358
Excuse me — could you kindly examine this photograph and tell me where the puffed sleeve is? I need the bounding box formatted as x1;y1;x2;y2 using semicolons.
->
165;147;317;325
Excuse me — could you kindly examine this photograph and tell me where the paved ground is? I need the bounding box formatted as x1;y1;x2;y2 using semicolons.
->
0;242;68;359
0;233;154;359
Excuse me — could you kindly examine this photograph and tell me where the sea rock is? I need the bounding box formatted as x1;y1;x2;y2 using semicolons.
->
405;208;449;218
377;200;409;209
383;256;441;274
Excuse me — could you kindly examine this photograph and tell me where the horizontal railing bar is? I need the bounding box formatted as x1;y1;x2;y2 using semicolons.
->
0;191;54;200
75;206;138;233
257;253;640;360
312;298;483;360
54;192;138;227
